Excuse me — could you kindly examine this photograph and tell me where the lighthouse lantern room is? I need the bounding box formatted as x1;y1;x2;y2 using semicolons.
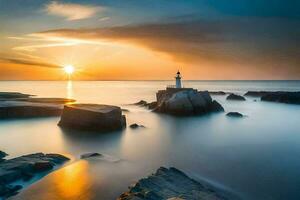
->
175;71;182;88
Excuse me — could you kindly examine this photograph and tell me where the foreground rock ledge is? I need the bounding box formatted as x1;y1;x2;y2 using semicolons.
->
118;167;227;200
58;104;126;132
0;152;69;198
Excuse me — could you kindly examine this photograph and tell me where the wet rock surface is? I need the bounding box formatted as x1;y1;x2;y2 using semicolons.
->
58;104;126;132
118;167;227;200
80;153;103;159
226;112;244;118
0;151;69;198
153;88;224;115
226;94;246;101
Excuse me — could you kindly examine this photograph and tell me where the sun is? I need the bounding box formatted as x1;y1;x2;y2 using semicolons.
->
64;65;74;75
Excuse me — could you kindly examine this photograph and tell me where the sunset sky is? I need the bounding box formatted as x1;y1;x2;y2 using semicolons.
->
0;0;299;80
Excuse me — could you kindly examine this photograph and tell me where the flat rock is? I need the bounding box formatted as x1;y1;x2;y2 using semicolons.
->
226;94;246;101
154;88;224;115
0;152;69;198
58;104;126;132
0;92;32;100
118;167;227;200
226;112;244;118
244;91;269;97
0;101;64;119
16;98;75;104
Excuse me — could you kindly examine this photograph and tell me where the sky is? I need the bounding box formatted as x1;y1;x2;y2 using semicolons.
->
0;0;299;80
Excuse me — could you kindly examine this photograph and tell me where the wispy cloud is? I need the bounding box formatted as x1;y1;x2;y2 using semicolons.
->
45;1;103;21
0;57;61;68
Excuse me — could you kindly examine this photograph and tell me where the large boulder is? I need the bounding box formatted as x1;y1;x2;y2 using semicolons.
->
58;104;126;132
154;88;224;115
0;152;69;198
118;167;227;200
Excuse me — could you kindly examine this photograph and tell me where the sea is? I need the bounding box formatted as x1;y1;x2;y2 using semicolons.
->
0;80;300;200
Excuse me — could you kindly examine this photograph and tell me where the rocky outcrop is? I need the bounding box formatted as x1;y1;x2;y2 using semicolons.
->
261;92;300;104
226;112;244;118
153;88;224;115
0;151;69;198
129;123;145;129
226;94;246;101
58;104;126;132
118;167;227;200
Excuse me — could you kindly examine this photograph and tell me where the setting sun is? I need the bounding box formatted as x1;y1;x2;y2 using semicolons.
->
64;65;74;75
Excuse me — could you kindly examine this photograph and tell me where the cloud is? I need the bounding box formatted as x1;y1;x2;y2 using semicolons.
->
32;17;300;78
0;57;61;68
45;1;103;21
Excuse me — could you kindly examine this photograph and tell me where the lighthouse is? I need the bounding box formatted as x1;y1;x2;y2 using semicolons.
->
175;71;182;88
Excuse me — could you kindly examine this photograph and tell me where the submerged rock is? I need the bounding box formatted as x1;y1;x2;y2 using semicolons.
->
209;91;227;95
261;92;300;104
154;88;224;115
134;100;157;110
58;104;126;132
226;112;244;118
0;151;69;198
226;94;246;101
118;167;227;200
80;153;102;159
129;123;145;129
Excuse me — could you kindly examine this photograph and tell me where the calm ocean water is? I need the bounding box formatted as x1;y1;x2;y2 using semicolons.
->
1;80;300;200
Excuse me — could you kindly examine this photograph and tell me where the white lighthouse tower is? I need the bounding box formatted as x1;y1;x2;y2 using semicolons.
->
175;70;182;88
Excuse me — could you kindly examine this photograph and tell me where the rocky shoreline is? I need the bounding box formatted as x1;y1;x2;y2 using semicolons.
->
118;167;228;200
0;151;69;198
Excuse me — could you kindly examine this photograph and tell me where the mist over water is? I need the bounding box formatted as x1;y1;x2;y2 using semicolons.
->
0;81;300;200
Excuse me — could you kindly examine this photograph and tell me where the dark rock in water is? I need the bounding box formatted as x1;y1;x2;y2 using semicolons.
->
134;100;148;106
118;167;227;200
261;92;300;105
244;91;269;97
226;112;244;118
58;104;126;132
0;101;64;119
154;88;224;115
134;100;157;110
209;91;227;95
226;94;246;101
147;101;157;109
129;123;145;129
0;92;32;100
0;151;7;161
0;152;69;198
81;153;102;159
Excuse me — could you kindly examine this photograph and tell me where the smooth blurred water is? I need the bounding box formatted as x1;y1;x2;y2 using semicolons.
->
0;81;300;200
